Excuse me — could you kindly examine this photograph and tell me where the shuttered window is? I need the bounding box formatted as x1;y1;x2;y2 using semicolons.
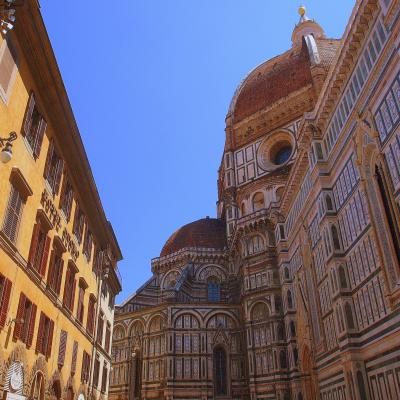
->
2;184;24;243
81;351;91;383
76;285;85;324
47;250;64;295
28;222;51;277
71;341;78;375
44;140;64;195
83;228;93;261
63;264;77;312
13;293;37;348
35;312;54;358
57;330;67;367
72;203;85;244
60;179;73;220
0;274;12;329
86;295;96;336
0;38;17;101
101;362;108;393
23;93;46;159
93;357;100;388
97;312;104;346
105;322;111;354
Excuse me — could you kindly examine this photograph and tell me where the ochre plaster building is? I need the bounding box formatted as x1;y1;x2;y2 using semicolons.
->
0;1;122;400
111;1;400;399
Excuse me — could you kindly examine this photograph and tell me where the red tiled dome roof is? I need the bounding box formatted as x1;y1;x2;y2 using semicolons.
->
229;38;340;123
160;218;226;257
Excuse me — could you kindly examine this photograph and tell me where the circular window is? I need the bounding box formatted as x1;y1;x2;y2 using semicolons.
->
257;131;295;172
271;143;293;165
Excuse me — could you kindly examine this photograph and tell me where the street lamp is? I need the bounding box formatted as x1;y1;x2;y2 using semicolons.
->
0;131;17;164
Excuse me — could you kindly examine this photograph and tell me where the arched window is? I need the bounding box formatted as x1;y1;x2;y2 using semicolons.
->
247;235;264;255
338;265;347;289
344;303;355;330
30;372;45;400
283;267;290;280
279;350;287;369
214;346;227;396
290;321;296;337
325;194;334;211
252;192;264;212
331;225;341;251
375;165;400;264
207;278;220;302
287;290;293;309
241;202;246;217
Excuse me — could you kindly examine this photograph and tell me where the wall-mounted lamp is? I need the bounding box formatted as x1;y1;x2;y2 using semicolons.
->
0;131;17;163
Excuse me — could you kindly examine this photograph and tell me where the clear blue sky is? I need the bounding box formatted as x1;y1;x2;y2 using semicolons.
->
40;1;354;302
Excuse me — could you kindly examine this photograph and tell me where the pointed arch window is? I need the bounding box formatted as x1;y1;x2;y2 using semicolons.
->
214;346;227;396
331;225;341;251
344;302;355;330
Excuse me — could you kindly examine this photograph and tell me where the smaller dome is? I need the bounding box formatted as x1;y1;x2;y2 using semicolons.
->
160;218;226;257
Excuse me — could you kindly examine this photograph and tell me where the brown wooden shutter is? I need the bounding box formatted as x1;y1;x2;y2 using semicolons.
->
27;303;37;348
35;312;44;353
47;251;55;289
73;202;80;236
13;293;26;341
63;267;71;307
58;330;67;367
56;258;64;295
70;278;76;312
28;223;40;267
43;140;54;180
54;158;64;195
0;278;12;328
86;297;94;335
23;93;35;137
46;319;54;358
39;235;51;278
71;340;78;375
33;117;46;159
105;327;111;353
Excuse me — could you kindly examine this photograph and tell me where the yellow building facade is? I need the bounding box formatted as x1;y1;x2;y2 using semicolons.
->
0;1;121;400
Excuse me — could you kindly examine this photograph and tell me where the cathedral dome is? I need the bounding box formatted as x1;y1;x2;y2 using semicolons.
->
160;217;226;257
227;8;339;125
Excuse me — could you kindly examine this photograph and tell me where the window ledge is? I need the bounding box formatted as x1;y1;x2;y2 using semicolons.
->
10;167;33;199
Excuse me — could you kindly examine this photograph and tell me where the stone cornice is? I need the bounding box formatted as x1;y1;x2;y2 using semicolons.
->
151;248;227;273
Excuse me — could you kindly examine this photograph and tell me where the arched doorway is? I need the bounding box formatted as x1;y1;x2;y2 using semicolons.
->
213;346;228;396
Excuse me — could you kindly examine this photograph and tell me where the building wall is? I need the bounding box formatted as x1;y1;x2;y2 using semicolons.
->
0;2;121;399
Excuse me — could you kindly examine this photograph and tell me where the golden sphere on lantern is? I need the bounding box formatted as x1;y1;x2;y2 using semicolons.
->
298;5;306;17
